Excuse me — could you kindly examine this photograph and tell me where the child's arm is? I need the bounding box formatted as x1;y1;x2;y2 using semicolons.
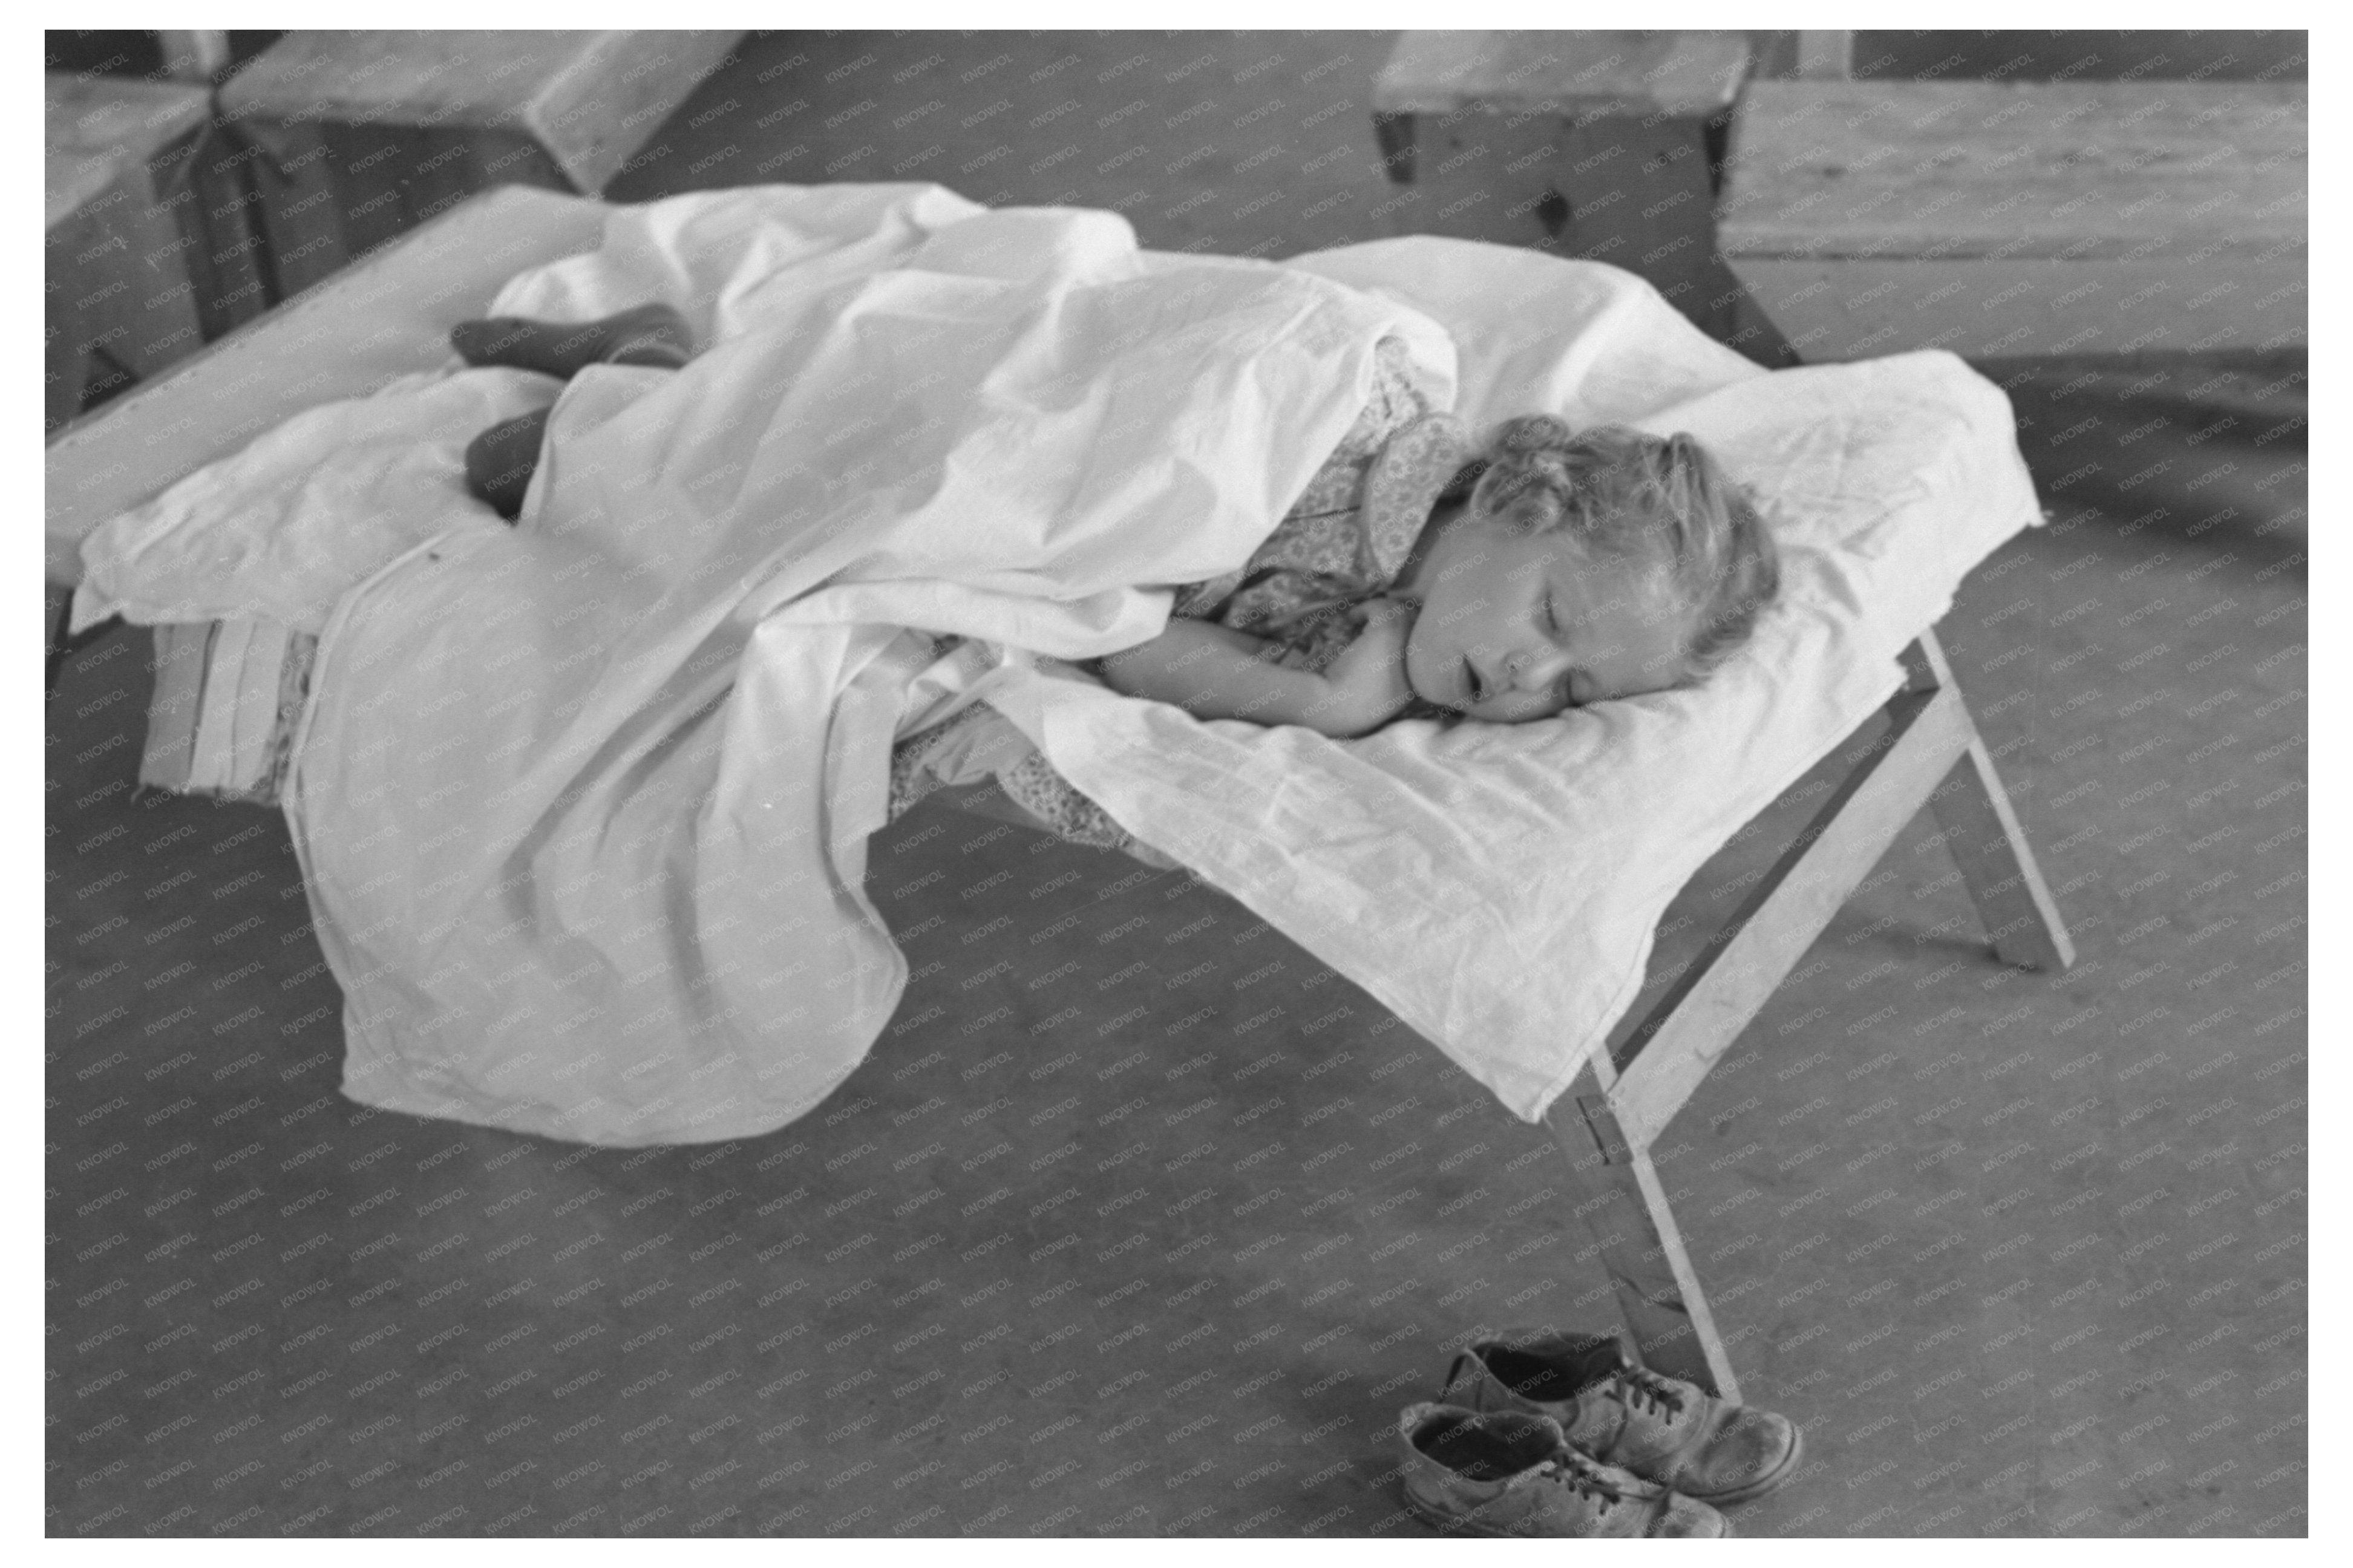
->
1096;619;1329;728
1096;618;1390;738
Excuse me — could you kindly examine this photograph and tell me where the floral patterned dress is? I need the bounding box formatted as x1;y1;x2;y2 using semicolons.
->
886;335;1473;861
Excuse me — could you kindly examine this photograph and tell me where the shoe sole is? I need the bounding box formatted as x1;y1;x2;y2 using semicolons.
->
1683;1423;1807;1509
1399;1485;1735;1540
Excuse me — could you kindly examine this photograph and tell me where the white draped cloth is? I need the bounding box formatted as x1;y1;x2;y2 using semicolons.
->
294;188;1455;1144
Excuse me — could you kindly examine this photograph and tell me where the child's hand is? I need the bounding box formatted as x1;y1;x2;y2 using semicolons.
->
1315;598;1418;736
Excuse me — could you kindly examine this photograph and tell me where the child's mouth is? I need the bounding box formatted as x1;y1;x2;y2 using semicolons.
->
1462;658;1482;704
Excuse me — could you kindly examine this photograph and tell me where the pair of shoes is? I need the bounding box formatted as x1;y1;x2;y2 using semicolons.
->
1394;1327;1806;1538
1439;1327;1805;1506
1396;1403;1728;1538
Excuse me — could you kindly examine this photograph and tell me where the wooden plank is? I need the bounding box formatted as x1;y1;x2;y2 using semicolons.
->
220;30;741;192
45;185;609;586
1794;31;1853;80
1547;1091;1741;1400
221;30;621;129
1380;108;1719;261
1605;679;1975;1155
156;30;232;83
520;30;743;192
44;74;212;230
1724;253;2306;361
1375;30;1751;119
1721;80;2306;263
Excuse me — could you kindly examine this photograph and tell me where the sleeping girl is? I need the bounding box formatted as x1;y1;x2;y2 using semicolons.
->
1092;405;1780;740
447;302;1780;853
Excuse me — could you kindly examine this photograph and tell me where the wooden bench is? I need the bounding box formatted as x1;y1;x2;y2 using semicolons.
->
45;73;215;431
1370;30;1753;339
217;30;739;299
1718;79;2307;361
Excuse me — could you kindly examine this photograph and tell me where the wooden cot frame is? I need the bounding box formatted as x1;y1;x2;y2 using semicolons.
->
45;186;2075;1405
1544;633;2073;1402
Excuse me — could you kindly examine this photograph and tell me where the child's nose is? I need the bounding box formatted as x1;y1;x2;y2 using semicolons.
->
1506;645;1574;693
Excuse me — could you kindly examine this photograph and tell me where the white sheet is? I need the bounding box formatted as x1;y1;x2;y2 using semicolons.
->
73;184;2043;1143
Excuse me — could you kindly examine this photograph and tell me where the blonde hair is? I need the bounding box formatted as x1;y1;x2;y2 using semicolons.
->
1440;416;1779;685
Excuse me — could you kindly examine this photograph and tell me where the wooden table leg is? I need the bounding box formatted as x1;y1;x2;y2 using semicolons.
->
1372;109;1415;182
236;119;348;301
45;153;209;428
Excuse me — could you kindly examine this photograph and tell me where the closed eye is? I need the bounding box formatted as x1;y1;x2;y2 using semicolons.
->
1542;595;1583;705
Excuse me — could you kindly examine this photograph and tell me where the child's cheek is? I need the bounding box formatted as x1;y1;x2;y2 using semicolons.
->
1395;624;1419;692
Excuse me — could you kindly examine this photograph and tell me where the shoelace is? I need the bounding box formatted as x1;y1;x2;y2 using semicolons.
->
1536;1449;1628;1514
1611;1366;1691;1424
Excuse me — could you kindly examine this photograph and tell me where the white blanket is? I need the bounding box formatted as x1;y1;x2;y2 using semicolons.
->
73;184;2043;1144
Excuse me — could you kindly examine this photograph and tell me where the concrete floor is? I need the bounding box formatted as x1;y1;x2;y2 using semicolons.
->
47;31;2304;1538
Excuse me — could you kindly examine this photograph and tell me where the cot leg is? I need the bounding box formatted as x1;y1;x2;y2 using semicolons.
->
1930;742;2078;971
1546;1073;1741;1404
1900;635;2076;972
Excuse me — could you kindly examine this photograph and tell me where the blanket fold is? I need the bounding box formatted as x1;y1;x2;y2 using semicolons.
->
284;189;1453;1143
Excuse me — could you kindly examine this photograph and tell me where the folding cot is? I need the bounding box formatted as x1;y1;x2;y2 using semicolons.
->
45;184;2075;1405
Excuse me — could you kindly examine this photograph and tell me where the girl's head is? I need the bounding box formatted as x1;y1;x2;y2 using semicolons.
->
1396;416;1779;722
